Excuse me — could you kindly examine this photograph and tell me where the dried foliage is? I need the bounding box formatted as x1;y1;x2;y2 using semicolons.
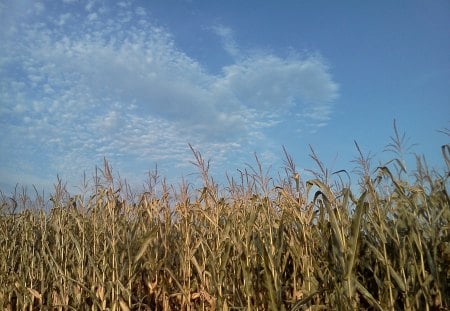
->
1;139;449;310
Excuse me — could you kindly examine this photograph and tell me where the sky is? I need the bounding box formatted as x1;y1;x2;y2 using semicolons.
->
0;0;449;195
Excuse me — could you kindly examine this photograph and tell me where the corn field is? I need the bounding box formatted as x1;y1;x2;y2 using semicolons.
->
1;141;449;310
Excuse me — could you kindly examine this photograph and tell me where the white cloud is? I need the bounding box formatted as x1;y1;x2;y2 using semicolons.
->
135;7;146;16
118;1;130;9
0;1;339;191
87;12;97;21
212;24;240;58
85;0;96;12
55;13;71;26
34;2;45;14
218;54;338;109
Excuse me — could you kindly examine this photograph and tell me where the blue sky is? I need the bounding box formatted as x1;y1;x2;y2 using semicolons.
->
0;0;449;194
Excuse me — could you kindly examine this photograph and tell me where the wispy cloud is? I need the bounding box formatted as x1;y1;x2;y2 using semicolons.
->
211;24;240;58
0;1;338;190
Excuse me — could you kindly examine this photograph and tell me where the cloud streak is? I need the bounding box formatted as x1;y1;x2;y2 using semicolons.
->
0;1;338;191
